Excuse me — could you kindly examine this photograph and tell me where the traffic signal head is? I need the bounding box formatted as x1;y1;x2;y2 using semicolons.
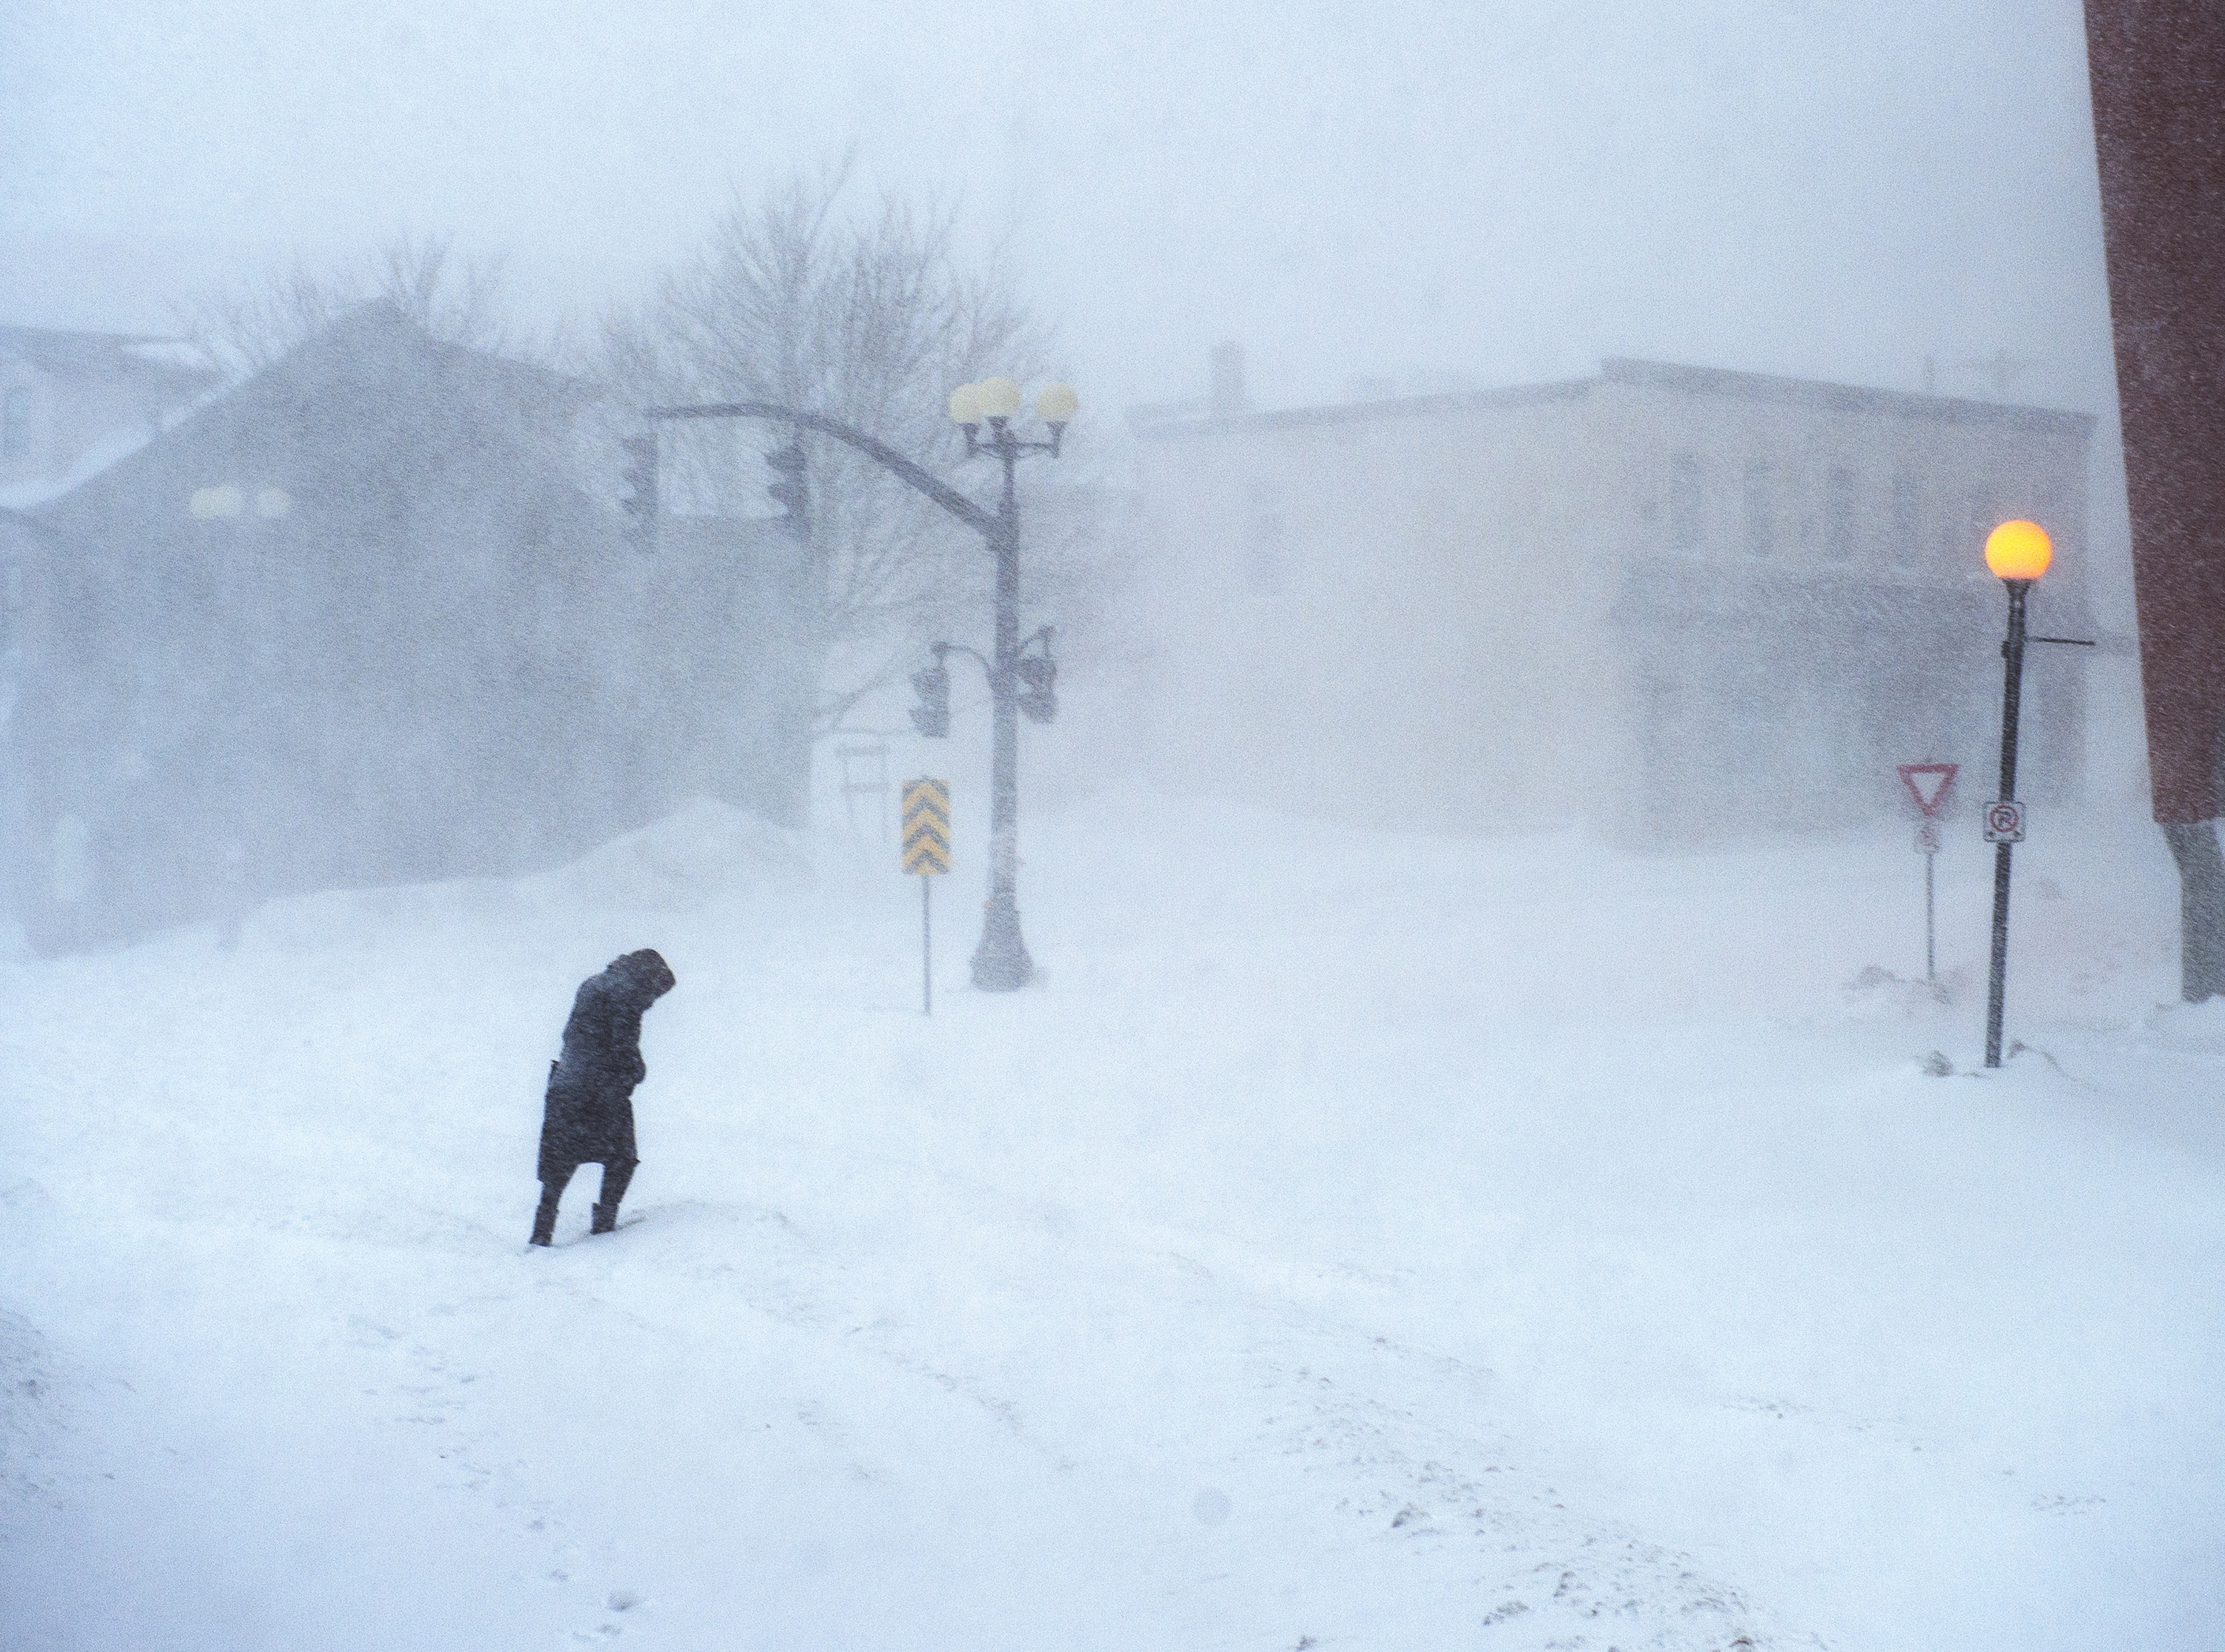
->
909;661;951;738
619;435;657;543
1015;654;1057;724
766;441;808;538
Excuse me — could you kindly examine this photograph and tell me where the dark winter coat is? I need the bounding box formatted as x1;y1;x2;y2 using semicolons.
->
537;949;676;1180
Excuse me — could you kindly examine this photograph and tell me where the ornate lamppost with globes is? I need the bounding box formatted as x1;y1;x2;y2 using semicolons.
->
645;374;1076;992
928;377;1076;990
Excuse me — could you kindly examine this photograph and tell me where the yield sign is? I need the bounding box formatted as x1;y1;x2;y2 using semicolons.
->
1897;762;1959;818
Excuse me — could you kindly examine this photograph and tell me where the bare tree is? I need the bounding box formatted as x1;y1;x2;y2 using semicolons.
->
599;160;1087;733
177;234;521;380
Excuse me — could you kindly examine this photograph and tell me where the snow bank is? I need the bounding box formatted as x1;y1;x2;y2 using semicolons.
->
248;797;808;951
524;796;810;915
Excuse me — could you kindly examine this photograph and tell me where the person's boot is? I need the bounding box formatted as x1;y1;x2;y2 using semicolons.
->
530;1192;560;1247
591;1160;636;1236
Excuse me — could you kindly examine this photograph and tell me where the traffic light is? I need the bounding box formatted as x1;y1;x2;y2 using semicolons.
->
766;440;808;538
909;658;951;739
1015;654;1057;724
619;435;657;544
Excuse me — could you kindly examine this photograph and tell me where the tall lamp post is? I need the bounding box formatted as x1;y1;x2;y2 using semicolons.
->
940;377;1075;990
1980;519;2093;1067
645;376;1075;993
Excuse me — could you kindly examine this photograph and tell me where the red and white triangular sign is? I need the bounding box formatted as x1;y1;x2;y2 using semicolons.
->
1897;762;1959;818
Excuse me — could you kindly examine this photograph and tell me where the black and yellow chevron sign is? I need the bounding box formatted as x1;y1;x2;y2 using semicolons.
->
901;777;952;875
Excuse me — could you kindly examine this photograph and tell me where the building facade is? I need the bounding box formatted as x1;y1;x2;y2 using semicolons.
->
0;304;811;953
1124;357;2095;845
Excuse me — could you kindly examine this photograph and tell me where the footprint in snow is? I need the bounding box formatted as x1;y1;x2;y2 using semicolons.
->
567;1591;645;1641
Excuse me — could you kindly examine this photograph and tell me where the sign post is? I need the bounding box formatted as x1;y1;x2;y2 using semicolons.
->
1897;763;1959;985
902;779;952;1014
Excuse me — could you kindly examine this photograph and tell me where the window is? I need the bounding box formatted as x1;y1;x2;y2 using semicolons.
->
2034;485;2067;546
1890;467;1921;564
51;815;90;905
1245;515;1286;596
1962;486;1997;564
1742;457;1773;558
1;387;30;458
1826;466;1858;559
0;559;19;656
1669;451;1704;552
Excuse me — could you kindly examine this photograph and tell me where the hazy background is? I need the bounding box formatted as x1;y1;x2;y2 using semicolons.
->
0;0;2141;772
1;1;2114;410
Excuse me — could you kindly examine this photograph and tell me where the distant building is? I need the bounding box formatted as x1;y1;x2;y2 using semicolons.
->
1123;353;2094;845
0;303;811;953
0;326;222;500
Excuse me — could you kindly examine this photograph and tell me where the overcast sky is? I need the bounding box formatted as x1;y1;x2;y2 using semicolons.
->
2;0;2112;420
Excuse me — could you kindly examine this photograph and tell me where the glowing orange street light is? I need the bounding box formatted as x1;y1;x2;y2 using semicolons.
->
1985;518;2054;581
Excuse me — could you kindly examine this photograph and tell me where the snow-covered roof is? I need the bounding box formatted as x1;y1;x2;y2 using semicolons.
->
0;325;216;384
2;303;599;515
0;380;229;512
1130;357;2097;441
121;338;218;372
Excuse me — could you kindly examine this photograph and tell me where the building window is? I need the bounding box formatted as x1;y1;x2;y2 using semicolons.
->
1245;515;1286;596
1742;458;1773;558
51;815;90;905
1961;486;1997;564
1;387;30;458
1669;451;1704;553
1889;467;1921;564
1826;466;1858;559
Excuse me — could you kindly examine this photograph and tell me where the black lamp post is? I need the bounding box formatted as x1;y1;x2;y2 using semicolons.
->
1979;519;2092;1068
645;377;1075;993
1982;568;2035;1071
942;377;1074;989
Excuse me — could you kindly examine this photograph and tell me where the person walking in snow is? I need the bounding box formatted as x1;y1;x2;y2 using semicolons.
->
530;948;676;1246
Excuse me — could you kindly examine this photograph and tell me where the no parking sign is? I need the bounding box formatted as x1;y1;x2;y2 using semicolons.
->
1982;800;2025;844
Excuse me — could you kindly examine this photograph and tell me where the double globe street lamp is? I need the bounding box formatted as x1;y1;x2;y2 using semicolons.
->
920;377;1077;991
645;374;1076;993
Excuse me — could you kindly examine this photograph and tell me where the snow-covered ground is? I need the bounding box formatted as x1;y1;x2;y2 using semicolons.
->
2;794;2220;1651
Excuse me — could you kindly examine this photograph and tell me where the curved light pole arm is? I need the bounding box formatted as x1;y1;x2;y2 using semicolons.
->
932;639;996;684
646;396;1046;991
647;401;997;538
